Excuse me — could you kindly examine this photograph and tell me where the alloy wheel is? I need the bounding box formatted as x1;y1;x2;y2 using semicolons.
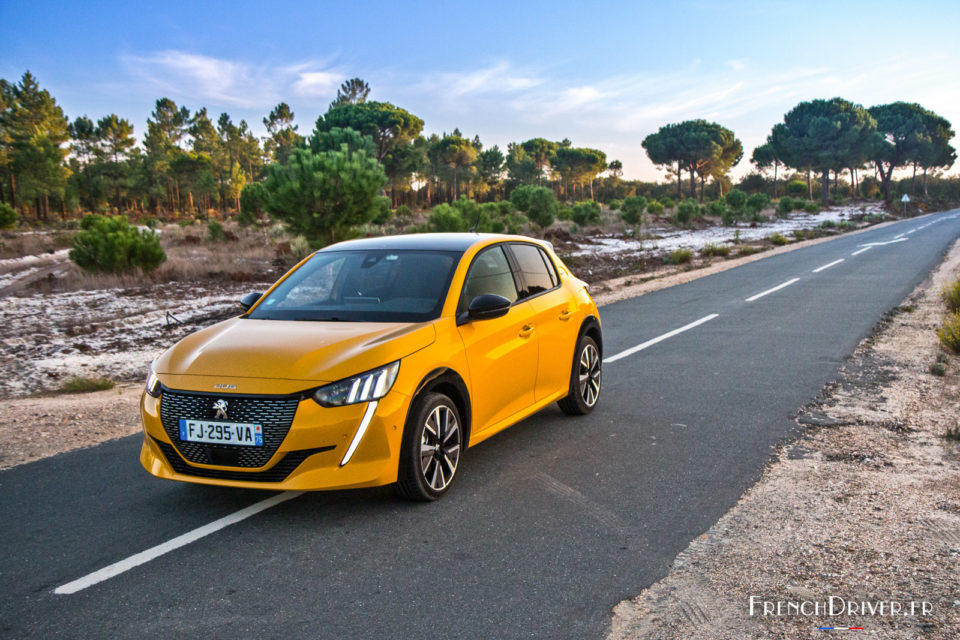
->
419;404;461;491
578;343;601;407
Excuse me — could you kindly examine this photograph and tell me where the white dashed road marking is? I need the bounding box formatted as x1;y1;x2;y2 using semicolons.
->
604;314;719;363
812;259;844;273
745;278;800;302
55;491;304;595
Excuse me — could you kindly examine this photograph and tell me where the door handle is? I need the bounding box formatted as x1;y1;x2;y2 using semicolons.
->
519;323;535;338
559;309;573;321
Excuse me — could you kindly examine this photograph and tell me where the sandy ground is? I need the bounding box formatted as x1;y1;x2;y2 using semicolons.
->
607;238;960;639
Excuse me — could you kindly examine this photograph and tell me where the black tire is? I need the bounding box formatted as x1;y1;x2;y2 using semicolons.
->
394;392;463;501
558;335;601;415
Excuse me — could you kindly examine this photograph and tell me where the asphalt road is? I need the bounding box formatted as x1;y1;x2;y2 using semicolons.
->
2;210;959;639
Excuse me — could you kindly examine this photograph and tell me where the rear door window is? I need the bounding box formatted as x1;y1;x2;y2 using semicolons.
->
510;243;559;299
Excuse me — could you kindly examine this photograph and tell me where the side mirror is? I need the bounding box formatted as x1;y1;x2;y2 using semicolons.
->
240;291;263;312
467;294;511;321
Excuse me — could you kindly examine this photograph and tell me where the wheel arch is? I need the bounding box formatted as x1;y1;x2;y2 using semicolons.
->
411;367;472;446
578;315;603;359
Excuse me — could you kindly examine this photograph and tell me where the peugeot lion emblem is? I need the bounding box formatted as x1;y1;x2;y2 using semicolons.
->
213;399;229;420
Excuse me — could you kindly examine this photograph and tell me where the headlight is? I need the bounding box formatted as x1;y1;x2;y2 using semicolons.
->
313;361;399;407
145;366;162;398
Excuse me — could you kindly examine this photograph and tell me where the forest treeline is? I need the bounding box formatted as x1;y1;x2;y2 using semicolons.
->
0;72;956;224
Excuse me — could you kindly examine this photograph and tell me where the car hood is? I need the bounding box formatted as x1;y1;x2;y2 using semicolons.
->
154;317;436;383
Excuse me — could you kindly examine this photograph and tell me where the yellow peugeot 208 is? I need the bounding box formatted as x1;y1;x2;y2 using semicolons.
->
140;233;602;500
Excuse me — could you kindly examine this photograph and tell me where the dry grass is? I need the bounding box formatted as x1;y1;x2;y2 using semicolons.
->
60;376;115;393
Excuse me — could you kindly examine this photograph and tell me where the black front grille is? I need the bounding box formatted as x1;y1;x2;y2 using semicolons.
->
159;389;300;468
155;439;334;483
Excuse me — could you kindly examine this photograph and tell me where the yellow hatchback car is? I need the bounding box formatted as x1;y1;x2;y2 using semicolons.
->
140;233;602;500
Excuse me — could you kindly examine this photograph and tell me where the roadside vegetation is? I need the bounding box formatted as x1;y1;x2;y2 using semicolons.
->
59;376;115;394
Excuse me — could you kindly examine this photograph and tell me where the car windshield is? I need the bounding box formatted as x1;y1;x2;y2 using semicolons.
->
247;249;462;322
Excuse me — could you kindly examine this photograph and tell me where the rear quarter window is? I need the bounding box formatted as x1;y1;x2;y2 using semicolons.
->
511;243;559;297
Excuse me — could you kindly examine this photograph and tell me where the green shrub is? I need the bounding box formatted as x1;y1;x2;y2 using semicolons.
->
938;312;960;354
372;196;393;224
929;362;947;377
496;200;515;216
207;220;225;241
707;200;726;218
725;189;748;212
941;277;960;313
394;204;412;218
738;245;758;256
510;185;556;228
427;204;465;232
819;219;837;229
557;205;573;221
60;376;115;393
675;199;697;226
768;232;789;246
239;182;268;227
646;200;664;216
746;193;770;215
505;213;527;234
669;248;693;264
837;220;855;230
659;196;674;210
608;199;623;211
776;197;795;217
70;215;166;273
0;202;17;229
701;243;731;257
785;180;807;197
620;196;647;225
572;200;601;226
803;201;820;214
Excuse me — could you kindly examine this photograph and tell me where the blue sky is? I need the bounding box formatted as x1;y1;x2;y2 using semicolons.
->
2;0;959;180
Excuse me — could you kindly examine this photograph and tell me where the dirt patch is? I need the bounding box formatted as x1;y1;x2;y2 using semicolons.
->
607;239;960;639
0;384;143;470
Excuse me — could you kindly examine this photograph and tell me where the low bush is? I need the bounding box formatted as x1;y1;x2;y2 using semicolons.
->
675;199;697;226
837;220;856;230
620;196;647;225
725;189;748;213
939;311;960;353
510;185;556;228
70;215;166;274
60;376;115;393
746;192;770;215
659;196;675;210
707;200;726;218
572;200;601;226
0;202;18;229
819;219;836;229
785;179;808;197
372;196;393;224
394;204;412;218
207;220;225;242
557;206;573;221
428;204;465;232
738;245;758;256
607;199;622;211
646;200;664;216
239;182;268;227
289;235;312;260
941;277;960;313
669;248;693;264
701;243;731;257
803;201;820;214
776;197;795;217
929;362;947;377
768;232;789;246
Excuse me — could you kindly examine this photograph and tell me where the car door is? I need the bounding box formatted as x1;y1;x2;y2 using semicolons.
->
456;245;538;434
507;243;579;401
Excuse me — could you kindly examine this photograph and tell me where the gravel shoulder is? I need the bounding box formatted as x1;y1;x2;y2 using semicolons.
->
608;238;960;639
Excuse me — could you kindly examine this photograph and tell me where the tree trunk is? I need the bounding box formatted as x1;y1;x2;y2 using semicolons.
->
689;166;696;202
589;179;594;201
821;169;830;204
773;162;778;198
677;161;682;200
922;167;928;197
9;173;17;212
911;162;917;194
876;162;892;201
806;170;812;200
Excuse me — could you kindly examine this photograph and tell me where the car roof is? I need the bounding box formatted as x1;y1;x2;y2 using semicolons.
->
319;233;545;253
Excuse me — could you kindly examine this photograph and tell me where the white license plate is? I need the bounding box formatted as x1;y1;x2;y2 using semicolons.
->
178;418;263;447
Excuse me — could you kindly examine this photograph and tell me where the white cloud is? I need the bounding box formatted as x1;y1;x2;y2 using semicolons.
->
122;50;343;108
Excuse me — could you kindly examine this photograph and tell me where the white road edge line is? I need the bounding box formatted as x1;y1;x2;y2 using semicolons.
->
851;247;872;256
604;314;719;364
54;490;305;595
745;278;800;302
812;259;844;273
